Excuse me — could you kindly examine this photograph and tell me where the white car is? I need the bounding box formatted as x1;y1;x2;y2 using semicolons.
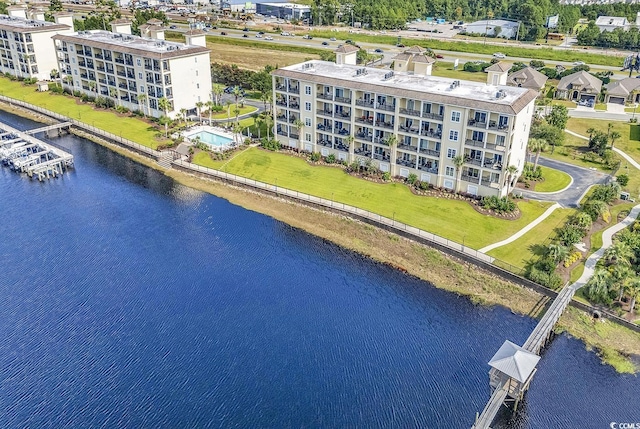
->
264;36;273;40
493;52;506;59
255;34;262;38
573;61;585;66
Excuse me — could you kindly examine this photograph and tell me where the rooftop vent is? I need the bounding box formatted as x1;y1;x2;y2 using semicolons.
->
383;71;394;80
354;67;367;77
450;80;461;89
301;62;314;71
496;89;506;99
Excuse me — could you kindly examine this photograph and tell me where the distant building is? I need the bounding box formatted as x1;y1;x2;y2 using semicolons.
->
507;67;549;92
0;8;73;81
485;62;511;86
464;19;519;39
255;2;311;21
556;71;602;102
605;77;640;104
595;16;629;32
392;46;435;76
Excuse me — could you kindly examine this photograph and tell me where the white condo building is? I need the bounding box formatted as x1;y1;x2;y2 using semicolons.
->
0;8;73;81
272;56;537;197
52;24;212;118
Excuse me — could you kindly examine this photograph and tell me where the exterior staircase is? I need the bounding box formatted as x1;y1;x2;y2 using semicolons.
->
157;150;174;169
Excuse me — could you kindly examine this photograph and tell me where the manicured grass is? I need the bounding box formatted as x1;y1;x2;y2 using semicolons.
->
594;103;607;111
589;202;636;252
193;147;552;249
210;105;257;120
191;151;228;170
551;100;576;108
431;62;487;83
566;118;640;165
570;263;585;284
0;77;162;148
543;132;610;172
487;207;575;270
532;165;572;192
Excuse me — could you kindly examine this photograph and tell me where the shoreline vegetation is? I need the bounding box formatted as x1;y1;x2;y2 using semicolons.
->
1;101;639;373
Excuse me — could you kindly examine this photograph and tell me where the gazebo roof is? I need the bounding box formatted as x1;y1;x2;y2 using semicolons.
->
488;340;540;383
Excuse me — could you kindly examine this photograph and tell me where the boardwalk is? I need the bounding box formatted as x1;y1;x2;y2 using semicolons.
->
23;122;72;136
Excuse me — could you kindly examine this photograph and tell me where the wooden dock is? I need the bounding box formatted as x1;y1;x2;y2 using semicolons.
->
472;284;578;429
23;122;72;136
0;121;74;181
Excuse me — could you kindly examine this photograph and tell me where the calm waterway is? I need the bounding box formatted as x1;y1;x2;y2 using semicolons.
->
0;111;639;429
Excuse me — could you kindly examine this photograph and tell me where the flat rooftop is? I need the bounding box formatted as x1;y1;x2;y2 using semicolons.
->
274;60;538;115
53;30;210;60
0;14;70;33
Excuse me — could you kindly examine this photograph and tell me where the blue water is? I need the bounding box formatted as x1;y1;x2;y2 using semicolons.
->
0;111;639;428
187;129;233;147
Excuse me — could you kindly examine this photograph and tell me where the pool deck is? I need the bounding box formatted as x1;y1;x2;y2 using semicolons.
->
182;125;236;152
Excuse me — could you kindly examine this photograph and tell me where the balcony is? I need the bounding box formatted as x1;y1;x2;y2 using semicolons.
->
95;53;103;59
465;157;483;167
399;126;419;135
373;137;388;145
98;78;107;84
114;57;124;64
356;133;372;142
465;139;484;148
468;119;487;128
396;158;416;168
288;86;299;94
335;96;351;104
335;142;350;152
317;93;332;101
483;160;503;170
354;147;372;157
398;143;417;152
275;84;287;92
290;133;299;140
317;139;333;148
355;116;374;125
288;102;300;110
277;129;288;136
318;109;334;118
375;121;394;130
422;112;443;121
276;100;287;107
117;71;126;77
80;73;88;79
356;99;374;108
336;111;351;119
421;129;442;139
108;80;116;86
277;114;287;122
96;66;105;71
418;164;438;173
485;142;506;151
373;153;390;162
118;83;128;89
399;107;421;117
461;174;480;184
336;128;350;136
317;124;332;132
376;103;395;112
488;121;509;131
418;147;440;157
481;178;501;188
288;116;298;123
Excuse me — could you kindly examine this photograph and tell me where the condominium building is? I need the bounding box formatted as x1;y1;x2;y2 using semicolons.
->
52;24;212;118
272;57;538;197
0;8;73;81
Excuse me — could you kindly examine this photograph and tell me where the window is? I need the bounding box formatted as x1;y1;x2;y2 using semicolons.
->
447;148;457;158
195;70;198;76
451;111;460;122
305;117;311;127
305;102;311;111
196;83;200;89
138;72;142;79
305;132;311;142
445;166;455;177
305;85;311;95
140;86;144;92
136;59;141;66
448;131;459;142
194;57;197;63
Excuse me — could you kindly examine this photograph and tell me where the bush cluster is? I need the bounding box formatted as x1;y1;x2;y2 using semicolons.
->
563;251;582;268
260;137;280;151
480;196;517;213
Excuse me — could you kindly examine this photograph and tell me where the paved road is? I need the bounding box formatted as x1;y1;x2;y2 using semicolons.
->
567;109;630;121
518;157;609;207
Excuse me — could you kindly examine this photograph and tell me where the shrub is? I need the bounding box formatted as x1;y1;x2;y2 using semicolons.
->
325;153;336;164
116;105;130;114
522;163;542;180
590;183;620;204
419;181;430;190
556;224;584;247
309;152;321;162
260;137;280;151
406;173;418;185
526;265;563;289
382;171;391;181
563;251;582;268
617;174;629;187
480;196;517;213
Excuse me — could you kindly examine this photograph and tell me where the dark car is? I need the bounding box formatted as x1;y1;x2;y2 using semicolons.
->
242;28;249;32
258;31;264;35
169;25;177;29
322;41;329;46
374;48;383;53
345;39;354;44
221;31;227;35
436;54;444;59
242;34;248;37
396;43;405;48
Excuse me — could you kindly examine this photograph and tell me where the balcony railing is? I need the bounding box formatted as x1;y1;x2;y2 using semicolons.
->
488;121;509;131
398;143;417;152
422;112;443;121
373;153;390;162
376;121;394;130
288;103;300;110
356;99;374;107
465;157;483;167
399;107;421;117
465;139;484;148
461;174;480;184
277;129;288;136
485;142;506;151
421;129;442;139
356;133;372;142
276;100;287;107
317;124;332;132
418;147;440;157
481;178;501;188
335;128;350;136
288;86;300;94
335;143;350;152
318;110;334;118
354;147;372;157
317;93;332;100
317;140;333;148
289;133;299;139
376;103;395;112
335;96;351;104
418;164;438;173
355;117;374;125
484;160;503;170
396;158;416;167
335;111;351;119
399;126;419;135
468;119;487;128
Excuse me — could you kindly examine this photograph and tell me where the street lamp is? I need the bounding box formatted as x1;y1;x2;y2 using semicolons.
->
633;103;638;121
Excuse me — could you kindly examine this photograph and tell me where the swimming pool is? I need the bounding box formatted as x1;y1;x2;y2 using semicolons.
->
185;128;233;149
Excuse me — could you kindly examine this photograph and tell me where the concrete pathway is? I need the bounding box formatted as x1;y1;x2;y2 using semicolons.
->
518;157;608;207
570;204;640;292
567;109;629;121
478;203;561;253
565;129;640;171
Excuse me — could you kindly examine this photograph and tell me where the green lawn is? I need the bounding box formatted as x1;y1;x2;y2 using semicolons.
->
533;166;572;192
487;207;575;270
210;105;257;120
566;118;640;165
431;62;487;83
193;147;552;249
589;202;636;252
0;77;162;149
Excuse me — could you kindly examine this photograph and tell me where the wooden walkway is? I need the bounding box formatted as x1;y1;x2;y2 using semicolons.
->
23;122;72;135
472;382;510;429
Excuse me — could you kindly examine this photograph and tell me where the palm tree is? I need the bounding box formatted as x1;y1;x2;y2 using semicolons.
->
137;93;148;117
346;134;355;162
211;84;224;106
609;131;621;149
506;165;519;193
157;96;171;137
88;81;96;95
585;268;612;303
63;75;73;89
260;90;271;112
293;118;304;152
610;264;632;302
179;108;188;128
607;122;613;138
232;123;244;145
233;106;241;125
528;138;548;170
547;243;569;264
586;127;596;141
109;87;120;108
453;154;465;194
624;278;640;313
255;116;264;139
206;100;215;125
385;134;398;172
584;200;609;221
195;101;204;123
603;241;633;267
264;113;273;140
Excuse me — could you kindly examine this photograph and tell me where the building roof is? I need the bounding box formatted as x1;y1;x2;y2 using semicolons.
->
467;19;519;28
488;340;540;383
273;60;539;116
0;14;70;33
412;54;435;64
507;66;548;89
139;24;163;33
606;77;640;97
392;52;412;61
146;18;164;26
52;30;210;60
485;62;512;73
110;18;131;25
335;44;359;54
595;16;628;27
404;45;426;54
184;29;206;36
557;70;602;93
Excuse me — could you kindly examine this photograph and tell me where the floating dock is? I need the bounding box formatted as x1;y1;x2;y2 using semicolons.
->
0;121;74;181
